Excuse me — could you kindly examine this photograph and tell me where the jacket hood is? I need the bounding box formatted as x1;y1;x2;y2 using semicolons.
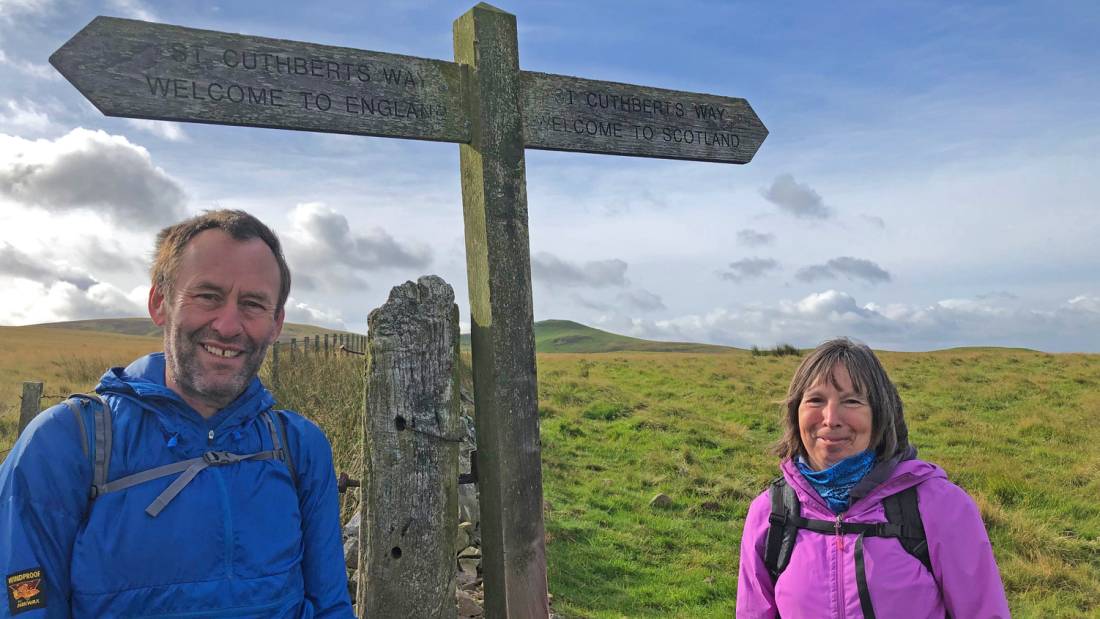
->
780;453;947;518
95;352;277;437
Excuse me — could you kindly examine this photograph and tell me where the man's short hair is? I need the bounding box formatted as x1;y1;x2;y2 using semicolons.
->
151;209;291;312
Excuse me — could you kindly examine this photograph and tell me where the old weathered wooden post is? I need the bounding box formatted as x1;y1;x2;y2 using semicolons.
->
453;6;546;615
358;275;461;617
314;335;320;355
50;8;766;614
324;333;330;356
17;381;44;435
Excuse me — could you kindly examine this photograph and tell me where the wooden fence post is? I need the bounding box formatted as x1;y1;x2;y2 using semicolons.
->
291;337;297;357
358;275;461;617
271;341;280;389
17;381;44;435
324;333;330;356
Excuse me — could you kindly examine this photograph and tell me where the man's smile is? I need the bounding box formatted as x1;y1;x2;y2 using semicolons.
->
201;343;244;359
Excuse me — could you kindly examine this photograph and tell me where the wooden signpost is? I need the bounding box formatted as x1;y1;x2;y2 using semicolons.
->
51;4;767;617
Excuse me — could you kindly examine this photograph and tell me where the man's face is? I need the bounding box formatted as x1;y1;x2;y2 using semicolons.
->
149;229;284;416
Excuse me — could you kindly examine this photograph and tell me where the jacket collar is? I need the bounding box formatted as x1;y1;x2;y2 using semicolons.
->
94;353;276;437
781;452;946;518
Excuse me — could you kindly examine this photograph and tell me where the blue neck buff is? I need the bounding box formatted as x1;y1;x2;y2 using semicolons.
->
796;450;876;514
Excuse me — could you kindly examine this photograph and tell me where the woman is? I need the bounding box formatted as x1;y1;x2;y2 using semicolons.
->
736;338;1009;618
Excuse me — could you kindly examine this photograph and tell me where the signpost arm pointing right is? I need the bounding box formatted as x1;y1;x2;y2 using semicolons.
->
454;4;550;618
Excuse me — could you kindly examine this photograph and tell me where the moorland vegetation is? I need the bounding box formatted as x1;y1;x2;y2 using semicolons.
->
1;322;1097;617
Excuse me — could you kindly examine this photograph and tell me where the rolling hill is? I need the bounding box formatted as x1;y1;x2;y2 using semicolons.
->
31;317;733;354
530;319;734;353
32;317;359;343
461;319;736;353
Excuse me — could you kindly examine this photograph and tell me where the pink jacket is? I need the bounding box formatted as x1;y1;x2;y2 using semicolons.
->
737;458;1010;618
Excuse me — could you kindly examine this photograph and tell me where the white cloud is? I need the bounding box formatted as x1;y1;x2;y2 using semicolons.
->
531;252;628;288
288;202;431;269
795;257;892;285
0;99;53;132
73;236;147;276
616;289;665;312
283;297;346;329
0;50;59;81
0;242;97;289
737;229;775;247
106;0;156;21
0;0;57;20
126;119;189;142
624;290;1100;353
0;278;146;325
284;202;431;292
718;257;779;283
1066;295;1100;314
762;174;831;219
0;128;188;228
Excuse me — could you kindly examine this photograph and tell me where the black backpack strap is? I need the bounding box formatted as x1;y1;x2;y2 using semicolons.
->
854;533;877;619
61;393;112;499
263;410;297;489
882;486;933;574
763;477;800;579
59;398;90;458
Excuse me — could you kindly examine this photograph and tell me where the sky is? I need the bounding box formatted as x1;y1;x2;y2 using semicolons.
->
0;0;1098;352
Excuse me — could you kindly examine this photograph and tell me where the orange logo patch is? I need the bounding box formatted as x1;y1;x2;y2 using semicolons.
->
7;568;46;615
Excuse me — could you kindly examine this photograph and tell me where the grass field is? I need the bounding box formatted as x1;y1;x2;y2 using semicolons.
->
536;349;1100;618
0;325;164;455
2;324;1098;617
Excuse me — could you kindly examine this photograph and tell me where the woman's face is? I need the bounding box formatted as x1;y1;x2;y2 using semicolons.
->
798;363;873;470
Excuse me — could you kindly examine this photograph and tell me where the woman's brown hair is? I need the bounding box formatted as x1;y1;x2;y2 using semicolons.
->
773;338;909;462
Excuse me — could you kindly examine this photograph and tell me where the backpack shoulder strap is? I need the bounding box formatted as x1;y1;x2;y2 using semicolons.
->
763;477;801;579
61;392;112;498
262;409;297;489
882;485;933;574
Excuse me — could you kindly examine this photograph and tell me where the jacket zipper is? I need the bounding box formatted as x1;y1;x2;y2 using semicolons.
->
835;513;846;619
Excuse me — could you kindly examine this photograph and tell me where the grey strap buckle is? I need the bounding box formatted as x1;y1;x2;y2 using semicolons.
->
203;450;235;465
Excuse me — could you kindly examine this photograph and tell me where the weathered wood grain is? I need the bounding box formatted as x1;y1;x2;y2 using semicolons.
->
454;5;550;618
358;276;461;618
50;16;470;143
17;381;44;435
520;71;768;163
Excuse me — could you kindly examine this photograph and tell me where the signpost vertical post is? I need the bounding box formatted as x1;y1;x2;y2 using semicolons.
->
454;5;548;617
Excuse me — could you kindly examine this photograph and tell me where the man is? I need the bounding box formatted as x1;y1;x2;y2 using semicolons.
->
0;210;354;618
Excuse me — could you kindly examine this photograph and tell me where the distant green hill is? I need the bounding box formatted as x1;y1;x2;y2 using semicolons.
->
33;317;162;337
32;317;360;343
34;317;731;354
461;319;736;353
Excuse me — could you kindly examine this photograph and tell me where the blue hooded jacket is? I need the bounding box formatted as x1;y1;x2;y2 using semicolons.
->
0;354;354;618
